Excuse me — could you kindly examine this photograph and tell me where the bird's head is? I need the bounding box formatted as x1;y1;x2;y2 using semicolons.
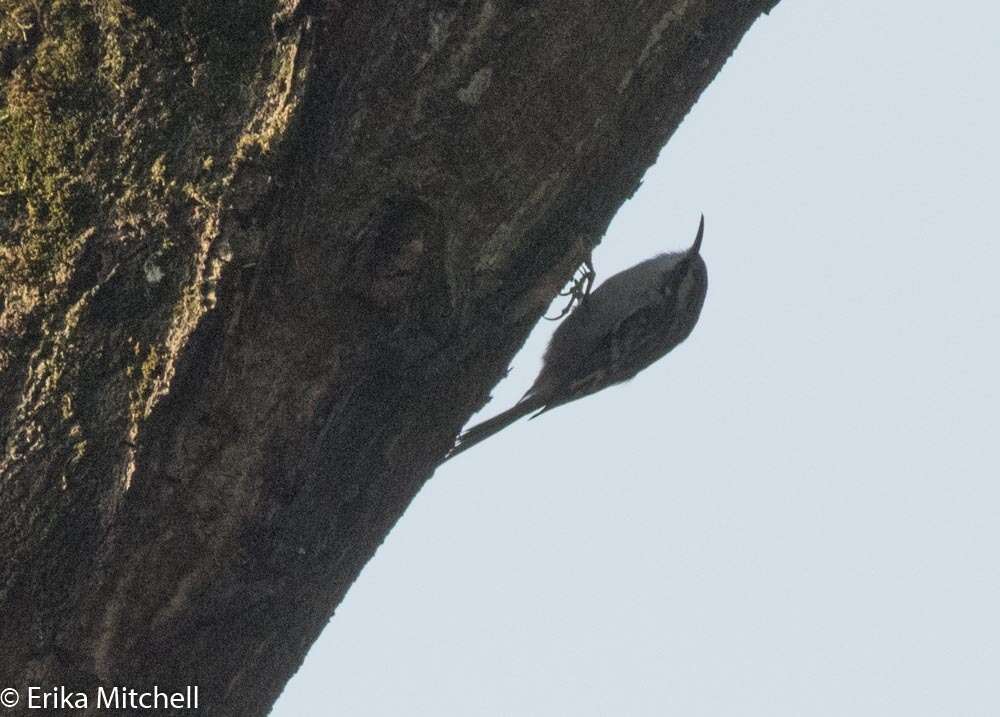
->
659;214;708;306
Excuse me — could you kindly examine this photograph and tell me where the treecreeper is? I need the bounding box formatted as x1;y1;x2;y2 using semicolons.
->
448;215;708;460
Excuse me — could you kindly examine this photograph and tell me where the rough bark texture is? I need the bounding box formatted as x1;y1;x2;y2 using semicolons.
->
1;1;779;714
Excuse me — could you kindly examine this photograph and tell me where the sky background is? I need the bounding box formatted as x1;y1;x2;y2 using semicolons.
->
274;1;1000;714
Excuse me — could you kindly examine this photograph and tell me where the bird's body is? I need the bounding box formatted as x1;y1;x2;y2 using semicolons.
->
448;216;708;459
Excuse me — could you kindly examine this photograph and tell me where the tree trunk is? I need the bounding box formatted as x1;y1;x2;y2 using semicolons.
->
0;1;778;714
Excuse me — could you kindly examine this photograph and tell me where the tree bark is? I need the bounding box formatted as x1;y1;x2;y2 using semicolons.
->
1;1;778;714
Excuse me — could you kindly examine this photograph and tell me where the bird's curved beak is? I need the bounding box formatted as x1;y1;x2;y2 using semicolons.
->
689;214;705;255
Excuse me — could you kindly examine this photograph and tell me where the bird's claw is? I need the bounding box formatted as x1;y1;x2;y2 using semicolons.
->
545;258;596;321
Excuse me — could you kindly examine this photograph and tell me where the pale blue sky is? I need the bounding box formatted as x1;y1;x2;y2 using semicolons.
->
275;2;1000;714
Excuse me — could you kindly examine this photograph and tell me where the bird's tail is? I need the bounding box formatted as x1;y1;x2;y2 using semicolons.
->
445;394;547;461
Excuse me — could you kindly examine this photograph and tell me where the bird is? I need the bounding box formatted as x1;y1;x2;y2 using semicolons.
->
447;215;708;460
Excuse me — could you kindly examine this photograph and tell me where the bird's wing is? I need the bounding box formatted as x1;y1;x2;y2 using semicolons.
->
541;258;664;362
538;300;671;411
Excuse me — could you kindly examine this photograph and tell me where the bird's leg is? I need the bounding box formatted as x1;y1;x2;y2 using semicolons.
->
545;256;596;321
580;256;595;297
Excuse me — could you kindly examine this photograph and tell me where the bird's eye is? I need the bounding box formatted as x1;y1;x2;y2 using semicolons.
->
659;261;689;295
